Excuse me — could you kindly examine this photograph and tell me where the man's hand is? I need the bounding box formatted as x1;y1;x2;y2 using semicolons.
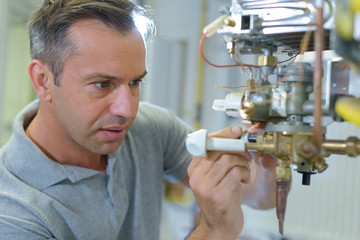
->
187;126;252;240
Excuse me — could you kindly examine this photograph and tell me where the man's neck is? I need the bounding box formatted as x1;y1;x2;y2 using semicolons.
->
25;109;108;174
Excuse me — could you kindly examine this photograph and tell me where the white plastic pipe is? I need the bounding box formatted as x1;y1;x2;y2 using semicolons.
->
186;129;246;157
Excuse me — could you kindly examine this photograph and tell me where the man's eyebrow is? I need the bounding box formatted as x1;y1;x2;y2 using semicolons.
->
85;73;117;81
135;70;148;80
85;70;148;81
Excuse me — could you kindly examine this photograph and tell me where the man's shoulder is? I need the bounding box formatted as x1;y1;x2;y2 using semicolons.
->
138;102;174;116
130;102;191;140
135;102;176;125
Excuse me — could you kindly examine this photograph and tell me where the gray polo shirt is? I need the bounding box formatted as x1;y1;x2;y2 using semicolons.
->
0;100;192;240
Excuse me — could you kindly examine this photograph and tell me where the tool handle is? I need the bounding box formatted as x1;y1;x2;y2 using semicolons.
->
186;129;246;157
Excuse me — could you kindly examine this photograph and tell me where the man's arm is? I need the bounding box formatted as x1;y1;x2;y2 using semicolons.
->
183;126;276;239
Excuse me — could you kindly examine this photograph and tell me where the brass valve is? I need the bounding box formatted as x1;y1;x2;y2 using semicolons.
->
258;55;278;67
246;131;329;173
239;101;255;119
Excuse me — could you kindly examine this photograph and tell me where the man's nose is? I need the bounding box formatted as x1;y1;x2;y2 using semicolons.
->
109;85;137;118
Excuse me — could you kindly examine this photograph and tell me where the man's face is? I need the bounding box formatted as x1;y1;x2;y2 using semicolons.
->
48;19;147;155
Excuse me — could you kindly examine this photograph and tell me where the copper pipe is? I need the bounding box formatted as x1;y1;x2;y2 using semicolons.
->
276;180;290;235
302;143;319;154
275;162;291;236
312;4;324;151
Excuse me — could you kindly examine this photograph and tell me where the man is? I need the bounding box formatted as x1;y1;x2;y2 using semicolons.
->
0;0;276;239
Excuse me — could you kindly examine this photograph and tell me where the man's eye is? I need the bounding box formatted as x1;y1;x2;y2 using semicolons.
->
94;81;111;89
129;79;144;87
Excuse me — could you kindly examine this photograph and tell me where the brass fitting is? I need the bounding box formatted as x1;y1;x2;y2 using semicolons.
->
313;158;328;173
239;101;255;119
246;131;330;174
322;137;360;157
224;17;236;27
276;164;292;182
246;131;275;153
258;55;278;67
246;78;255;88
227;41;236;55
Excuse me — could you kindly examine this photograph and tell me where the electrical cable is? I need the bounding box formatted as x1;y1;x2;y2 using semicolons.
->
278;53;299;64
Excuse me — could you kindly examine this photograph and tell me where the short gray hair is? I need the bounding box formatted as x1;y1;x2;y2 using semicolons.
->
28;0;154;86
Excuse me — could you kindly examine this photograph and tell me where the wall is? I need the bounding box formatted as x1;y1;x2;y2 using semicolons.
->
0;0;9;142
0;0;39;145
1;25;35;144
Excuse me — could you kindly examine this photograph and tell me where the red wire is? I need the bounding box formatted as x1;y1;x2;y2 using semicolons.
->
200;31;259;68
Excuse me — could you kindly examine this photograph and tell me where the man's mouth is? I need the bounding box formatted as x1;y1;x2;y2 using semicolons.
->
100;127;127;141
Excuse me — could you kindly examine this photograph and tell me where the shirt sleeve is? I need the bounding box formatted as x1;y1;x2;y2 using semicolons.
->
0;204;54;240
161;110;193;183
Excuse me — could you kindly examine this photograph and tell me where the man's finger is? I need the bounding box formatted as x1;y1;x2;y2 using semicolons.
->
208;126;243;139
187;152;221;179
204;153;251;187
187;156;203;178
222;165;251;190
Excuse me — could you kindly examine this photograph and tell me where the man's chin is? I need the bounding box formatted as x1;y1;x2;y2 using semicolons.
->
92;140;123;155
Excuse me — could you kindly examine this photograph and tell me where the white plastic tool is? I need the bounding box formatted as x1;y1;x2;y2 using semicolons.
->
185;129;246;157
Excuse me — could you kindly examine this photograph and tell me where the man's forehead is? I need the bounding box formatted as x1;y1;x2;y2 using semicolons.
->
68;19;144;44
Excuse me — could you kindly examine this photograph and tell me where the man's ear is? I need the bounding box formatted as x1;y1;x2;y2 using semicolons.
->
28;60;54;102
